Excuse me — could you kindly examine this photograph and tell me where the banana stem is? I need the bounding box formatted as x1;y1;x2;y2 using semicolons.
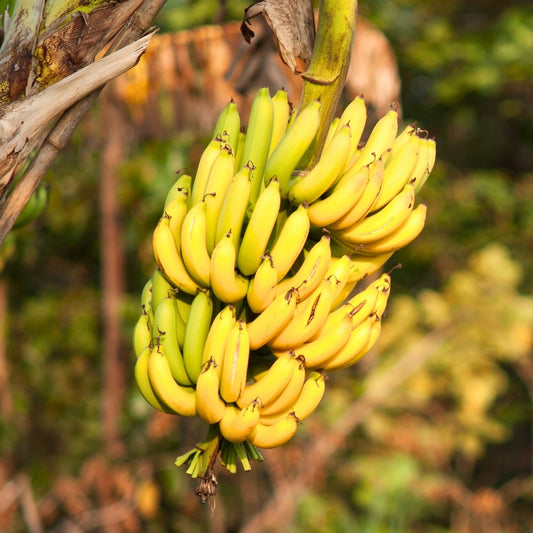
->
298;0;358;168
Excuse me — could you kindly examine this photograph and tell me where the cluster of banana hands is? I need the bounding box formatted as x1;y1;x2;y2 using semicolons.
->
133;87;436;479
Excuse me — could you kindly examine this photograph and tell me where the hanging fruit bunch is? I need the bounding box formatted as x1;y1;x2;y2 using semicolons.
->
132;85;436;488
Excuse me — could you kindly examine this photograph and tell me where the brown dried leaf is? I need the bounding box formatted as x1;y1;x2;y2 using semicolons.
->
241;0;315;73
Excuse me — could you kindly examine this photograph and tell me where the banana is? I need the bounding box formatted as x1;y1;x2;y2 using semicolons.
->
373;274;392;319
182;289;213;383
134;347;172;413
324;254;352;307
323;117;340;150
329;155;385;230
412;136;436;193
189;139;223;207
269;204;311;281
275;234;331;301
389;123;416;160
219;401;261;443
195;360;227;424
150;268;174;311
234;131;247;172
211;99;241;154
152;214;202;295
164;173;192;209
269;89;291;156
357;203;427;255
287;123;352;205
237;179;281;276
220;320;250;403
215;163;253;250
372;132;420;211
338;95;367;166
247;289;298;350
246;254;278;314
247;412;299;449
333;184;415;246
153;296;193;386
180;201;211;287
347;107;399;174
263;99;321;196
267;278;334;350
164;193;189;246
147;347;197;416
13;181;48;229
239;87;274;209
203;147;236;253
133;307;153;358
345;252;394;284
201;304;236;375
259;356;306;416
237;352;299;409
292;371;326;421
306;164;369;228
210;232;249;304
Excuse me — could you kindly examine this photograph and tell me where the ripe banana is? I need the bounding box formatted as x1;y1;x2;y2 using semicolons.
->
247;289;298;350
389;122;416;160
306;164;369;228
210;232;249;304
247;412;299;449
180;200;211;287
237;352;299;409
134;347;172;414
189;139;223;207
165;193;189;246
195;360;227;424
275;234;331;301
269;204;311;281
220;320;250;403
345;252;394;284
292;371;326;421
201;304;236;375
246;254;278;314
263;99;322;196
153;214;201;295
269;89;291;156
219;401;261;443
237;178;281;276
333;184;415;246
211;99;241;155
215;163;253;250
164;173;192;209
338;95;367;166
239;87;274;209
288;123;352;205
182;289;213;383
147;347;197;416
324;254;352;307
412;136;436;193
357;203;427;255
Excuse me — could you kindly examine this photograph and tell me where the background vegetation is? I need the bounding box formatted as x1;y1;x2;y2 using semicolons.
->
1;0;532;531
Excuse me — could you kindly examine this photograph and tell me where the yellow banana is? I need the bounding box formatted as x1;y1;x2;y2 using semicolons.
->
210;232;249;304
219;401;261;443
389;122;416;160
269;89;291;155
237;352;299;408
373;274;392;319
211;99;241;154
324;254;352;307
412;136;436;193
133;307;152;358
153;296;193;386
201;304;236;376
247;412;299;449
269;204;311;281
338;95;367;168
347;107;399;174
358;203;427;255
268;278;334;350
306;164;369;228
134;347;172;414
150;268;173;312
372;132;420;211
165;193;189;246
215;163;253;250
164;172;192;209
220;320;250;403
263;99;322;196
180;200;211;287
275;234;331;301
246;254;278;314
237;178;281;276
323;117;340;150
345;252;394;284
247;288;298;350
287;123;352;205
333;184;415;246
203;147;236;253
195;360;227;424
147;347;197;417
292;371;326;421
189;139;223;207
329;155;385;230
182;289;213;383
239;87;274;209
152;214;201;295
234;130;246;172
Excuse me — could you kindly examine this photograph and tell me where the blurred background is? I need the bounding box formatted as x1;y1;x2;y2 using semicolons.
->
1;0;532;531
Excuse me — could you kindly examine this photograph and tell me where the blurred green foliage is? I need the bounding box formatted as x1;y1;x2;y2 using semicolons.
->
1;0;532;531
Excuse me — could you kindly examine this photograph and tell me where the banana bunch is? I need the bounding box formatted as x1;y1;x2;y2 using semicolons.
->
133;87;435;478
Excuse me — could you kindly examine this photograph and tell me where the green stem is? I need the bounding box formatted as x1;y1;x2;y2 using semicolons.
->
298;0;358;168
